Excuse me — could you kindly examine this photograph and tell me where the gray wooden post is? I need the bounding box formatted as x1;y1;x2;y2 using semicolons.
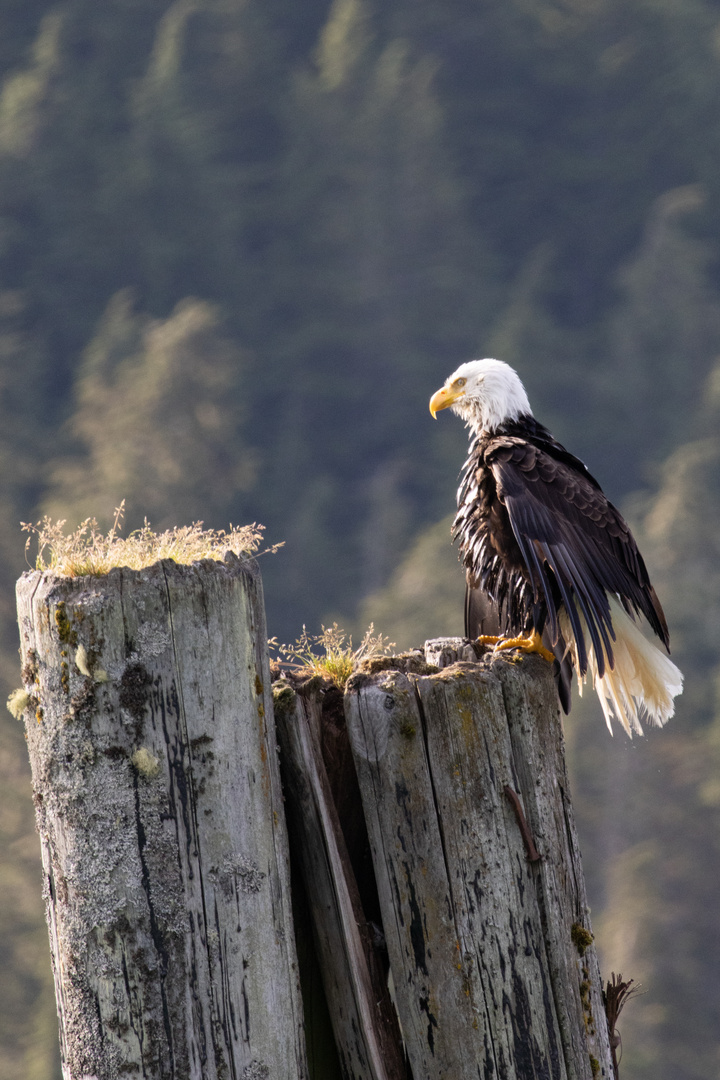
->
15;555;308;1080
344;640;614;1080
273;677;407;1080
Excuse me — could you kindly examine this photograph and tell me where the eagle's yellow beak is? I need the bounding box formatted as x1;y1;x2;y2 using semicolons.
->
429;383;464;418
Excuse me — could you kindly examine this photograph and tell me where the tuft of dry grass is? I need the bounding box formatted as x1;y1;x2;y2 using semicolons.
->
22;501;282;577
270;622;395;690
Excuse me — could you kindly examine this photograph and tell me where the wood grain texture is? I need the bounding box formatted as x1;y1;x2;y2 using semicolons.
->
493;656;610;1077
15;555;307;1080
273;679;406;1080
344;642;613;1080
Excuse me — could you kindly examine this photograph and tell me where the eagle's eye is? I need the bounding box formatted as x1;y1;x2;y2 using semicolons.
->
455;377;467;388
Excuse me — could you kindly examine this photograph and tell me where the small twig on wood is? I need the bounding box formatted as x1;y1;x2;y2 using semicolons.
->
504;785;542;862
603;972;640;1079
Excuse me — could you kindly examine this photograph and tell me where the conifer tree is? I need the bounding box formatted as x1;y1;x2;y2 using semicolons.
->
44;291;257;531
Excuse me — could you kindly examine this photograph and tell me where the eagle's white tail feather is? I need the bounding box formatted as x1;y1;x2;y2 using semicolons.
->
560;597;683;737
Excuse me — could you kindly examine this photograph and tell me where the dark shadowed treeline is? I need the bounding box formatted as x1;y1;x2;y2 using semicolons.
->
1;2;720;1077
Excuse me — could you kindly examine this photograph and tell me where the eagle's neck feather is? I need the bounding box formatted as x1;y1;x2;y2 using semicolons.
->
461;407;535;438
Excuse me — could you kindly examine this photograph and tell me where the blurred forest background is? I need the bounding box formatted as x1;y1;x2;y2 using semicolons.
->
1;0;720;1076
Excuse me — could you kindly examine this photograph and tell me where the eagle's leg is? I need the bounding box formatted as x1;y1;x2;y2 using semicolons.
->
476;630;554;664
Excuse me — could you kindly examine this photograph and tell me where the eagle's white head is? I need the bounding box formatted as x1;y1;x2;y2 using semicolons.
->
429;358;532;434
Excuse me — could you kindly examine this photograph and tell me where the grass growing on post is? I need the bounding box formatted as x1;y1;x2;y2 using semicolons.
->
270;623;395;690
22;502;282;577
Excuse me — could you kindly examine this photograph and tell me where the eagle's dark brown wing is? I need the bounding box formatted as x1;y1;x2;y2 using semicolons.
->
486;436;669;677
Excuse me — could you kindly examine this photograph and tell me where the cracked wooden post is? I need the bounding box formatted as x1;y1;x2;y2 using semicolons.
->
344;639;615;1080
15;555;308;1080
272;677;408;1080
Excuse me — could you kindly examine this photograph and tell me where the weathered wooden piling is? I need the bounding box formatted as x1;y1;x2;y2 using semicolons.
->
16;544;616;1079
273;675;408;1080
15;555;307;1080
344;640;614;1080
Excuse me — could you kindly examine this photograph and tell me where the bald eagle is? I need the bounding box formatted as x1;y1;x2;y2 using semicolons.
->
430;358;683;736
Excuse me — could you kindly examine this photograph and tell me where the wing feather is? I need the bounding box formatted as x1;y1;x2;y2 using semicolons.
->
487;438;669;674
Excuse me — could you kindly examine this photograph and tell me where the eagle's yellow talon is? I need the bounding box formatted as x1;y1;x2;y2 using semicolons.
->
477;630;554;664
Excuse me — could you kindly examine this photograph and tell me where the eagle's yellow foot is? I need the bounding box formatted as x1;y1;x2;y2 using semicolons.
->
477;630;554;664
476;634;501;647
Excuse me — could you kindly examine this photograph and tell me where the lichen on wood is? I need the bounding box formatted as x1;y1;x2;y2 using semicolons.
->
16;553;307;1080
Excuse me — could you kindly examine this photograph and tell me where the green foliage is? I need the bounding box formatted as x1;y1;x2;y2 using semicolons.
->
357;516;464;649
601;187;720;488
0;718;60;1080
44;291;257;531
